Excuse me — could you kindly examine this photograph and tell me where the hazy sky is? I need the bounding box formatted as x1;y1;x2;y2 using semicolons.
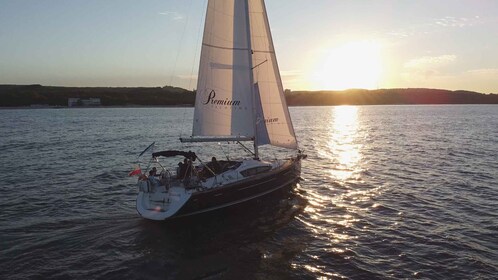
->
1;0;497;93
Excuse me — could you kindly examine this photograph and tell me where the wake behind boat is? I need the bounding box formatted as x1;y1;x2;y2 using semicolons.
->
132;0;306;221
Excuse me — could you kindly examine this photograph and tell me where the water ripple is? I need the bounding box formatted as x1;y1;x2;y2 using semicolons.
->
0;106;497;279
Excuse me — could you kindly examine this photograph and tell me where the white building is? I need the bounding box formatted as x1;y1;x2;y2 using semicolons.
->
68;98;101;107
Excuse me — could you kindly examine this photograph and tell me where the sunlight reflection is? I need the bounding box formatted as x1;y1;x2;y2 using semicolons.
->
328;106;362;182
291;263;346;279
297;106;385;255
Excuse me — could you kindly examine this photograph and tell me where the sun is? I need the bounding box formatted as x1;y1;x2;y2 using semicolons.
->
307;41;382;90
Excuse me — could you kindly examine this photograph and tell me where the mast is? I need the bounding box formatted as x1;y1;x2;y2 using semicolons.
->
244;0;259;159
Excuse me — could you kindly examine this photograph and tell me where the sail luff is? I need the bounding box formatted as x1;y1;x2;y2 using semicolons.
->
192;1;210;137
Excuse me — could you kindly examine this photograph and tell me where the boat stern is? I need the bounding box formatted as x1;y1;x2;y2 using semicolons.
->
136;182;191;220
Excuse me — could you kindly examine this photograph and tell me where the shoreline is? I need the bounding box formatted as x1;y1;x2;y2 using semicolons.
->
1;104;497;110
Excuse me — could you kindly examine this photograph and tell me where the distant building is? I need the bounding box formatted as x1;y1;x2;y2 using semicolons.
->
68;98;101;107
68;98;79;107
81;98;101;106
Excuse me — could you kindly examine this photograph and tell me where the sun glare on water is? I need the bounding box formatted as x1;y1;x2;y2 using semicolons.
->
328;106;361;182
308;41;382;90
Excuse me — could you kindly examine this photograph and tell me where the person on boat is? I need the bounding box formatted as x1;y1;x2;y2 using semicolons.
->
177;158;191;179
183;158;192;178
148;168;160;188
177;161;185;179
181;158;194;187
150;167;158;176
211;157;222;174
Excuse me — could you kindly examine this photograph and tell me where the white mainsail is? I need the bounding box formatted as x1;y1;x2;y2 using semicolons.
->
192;0;297;149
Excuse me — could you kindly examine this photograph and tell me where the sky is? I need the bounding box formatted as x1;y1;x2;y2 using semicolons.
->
1;0;497;93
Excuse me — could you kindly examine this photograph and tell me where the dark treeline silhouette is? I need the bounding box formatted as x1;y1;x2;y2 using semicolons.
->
0;84;194;107
285;88;498;106
0;85;497;107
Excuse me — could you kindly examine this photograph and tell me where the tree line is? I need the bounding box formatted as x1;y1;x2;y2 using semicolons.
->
0;85;194;107
285;88;498;106
0;85;497;107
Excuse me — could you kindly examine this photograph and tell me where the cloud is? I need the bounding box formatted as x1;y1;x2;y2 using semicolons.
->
434;16;476;28
399;61;498;93
280;70;303;77
401;55;457;81
158;11;184;21
463;69;498;93
279;70;306;90
404;55;456;69
434;16;491;27
432;68;498;93
386;16;486;39
386;31;409;38
466;68;498;77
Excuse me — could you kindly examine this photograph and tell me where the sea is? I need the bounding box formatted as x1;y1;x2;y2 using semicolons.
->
0;105;497;279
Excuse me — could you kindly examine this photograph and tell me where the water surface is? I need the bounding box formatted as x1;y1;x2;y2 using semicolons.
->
0;105;497;279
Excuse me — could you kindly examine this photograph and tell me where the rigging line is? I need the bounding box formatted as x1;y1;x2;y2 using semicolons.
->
218;142;230;161
188;0;207;91
252;59;268;70
237;141;255;157
167;0;194;87
202;42;275;54
181;0;207;142
201;43;250;51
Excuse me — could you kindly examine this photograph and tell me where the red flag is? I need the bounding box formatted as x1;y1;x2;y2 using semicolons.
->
128;166;142;177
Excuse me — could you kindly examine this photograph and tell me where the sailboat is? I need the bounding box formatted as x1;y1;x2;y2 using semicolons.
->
135;0;306;221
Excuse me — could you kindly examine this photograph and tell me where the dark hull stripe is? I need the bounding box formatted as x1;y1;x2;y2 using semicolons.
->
171;158;301;219
173;176;298;218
